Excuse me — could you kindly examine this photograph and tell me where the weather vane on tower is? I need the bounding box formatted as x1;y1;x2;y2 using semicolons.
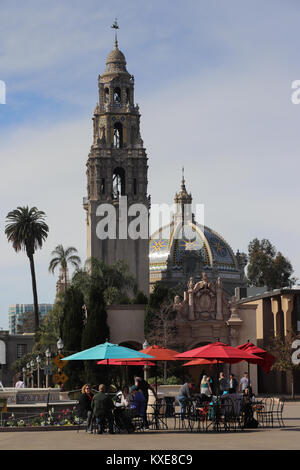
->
111;18;119;48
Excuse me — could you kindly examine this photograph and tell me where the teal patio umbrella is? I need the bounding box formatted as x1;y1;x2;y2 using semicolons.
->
62;341;155;363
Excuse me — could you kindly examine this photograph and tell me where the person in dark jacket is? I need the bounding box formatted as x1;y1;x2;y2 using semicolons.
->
227;373;238;393
91;384;114;434
134;376;157;430
78;384;94;433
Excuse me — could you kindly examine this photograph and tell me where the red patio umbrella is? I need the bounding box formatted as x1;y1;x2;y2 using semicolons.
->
138;345;181;361
175;341;262;395
236;342;275;374
134;345;182;395
174;341;262;363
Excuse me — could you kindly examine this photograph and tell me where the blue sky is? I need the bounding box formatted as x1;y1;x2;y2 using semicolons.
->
1;0;300;329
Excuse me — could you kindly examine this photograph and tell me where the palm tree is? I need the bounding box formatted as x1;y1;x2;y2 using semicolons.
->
5;206;49;332
49;244;81;292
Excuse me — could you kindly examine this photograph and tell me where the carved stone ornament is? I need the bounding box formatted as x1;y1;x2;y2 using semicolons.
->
173;272;231;322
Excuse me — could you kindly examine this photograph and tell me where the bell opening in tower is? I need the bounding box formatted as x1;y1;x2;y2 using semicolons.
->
113;122;123;148
112;167;125;199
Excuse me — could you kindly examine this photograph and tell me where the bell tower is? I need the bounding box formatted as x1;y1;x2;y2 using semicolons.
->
84;22;150;294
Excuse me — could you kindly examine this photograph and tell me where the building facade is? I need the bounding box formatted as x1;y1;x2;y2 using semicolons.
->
8;304;53;335
0;330;34;387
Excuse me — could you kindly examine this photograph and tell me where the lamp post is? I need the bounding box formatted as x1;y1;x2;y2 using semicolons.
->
143;339;150;381
22;367;26;386
45;348;51;388
26;362;30;388
30;359;35;388
36;355;41;388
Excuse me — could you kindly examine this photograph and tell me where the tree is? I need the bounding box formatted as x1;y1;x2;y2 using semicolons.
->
72;257;136;305
34;299;64;353
49;244;81;292
81;285;109;387
146;300;177;382
247;238;296;290
5;206;49;332
269;331;300;399
61;286;85;390
17;311;38;334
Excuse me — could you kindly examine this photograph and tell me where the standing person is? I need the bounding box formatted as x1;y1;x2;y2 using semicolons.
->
200;374;212;397
134;376;157;430
15;376;25;388
78;384;94;433
239;372;250;393
177;381;193;419
91;384;115;434
227;373;238;393
219;372;227;394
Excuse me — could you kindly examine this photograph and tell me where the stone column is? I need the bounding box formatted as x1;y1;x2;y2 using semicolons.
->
226;296;243;347
270;297;281;338
281;294;294;340
216;277;223;321
187;277;195;321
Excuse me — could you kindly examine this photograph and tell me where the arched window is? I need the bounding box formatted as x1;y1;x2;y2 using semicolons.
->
104;88;109;103
113;87;121;103
133;178;137;195
113;122;123;148
112;167;125;199
126;88;130;104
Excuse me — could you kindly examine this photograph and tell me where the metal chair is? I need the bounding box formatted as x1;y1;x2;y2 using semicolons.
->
256;396;274;427
272;397;285;427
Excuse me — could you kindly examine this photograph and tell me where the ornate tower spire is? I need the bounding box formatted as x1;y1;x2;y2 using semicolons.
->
174;169;193;225
111;18;119;49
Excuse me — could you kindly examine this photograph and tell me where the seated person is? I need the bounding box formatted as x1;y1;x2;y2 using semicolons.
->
128;385;146;428
114;385;135;433
241;387;256;427
91;384;115;434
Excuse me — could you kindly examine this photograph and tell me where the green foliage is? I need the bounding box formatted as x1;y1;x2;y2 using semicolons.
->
269;331;300;398
247;238;296;289
61;286;85;390
133;291;148;305
34;298;64;353
81;285;109;387
49;244;81;291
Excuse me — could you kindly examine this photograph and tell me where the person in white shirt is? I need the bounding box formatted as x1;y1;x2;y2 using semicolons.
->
239;372;250;393
15;379;25;388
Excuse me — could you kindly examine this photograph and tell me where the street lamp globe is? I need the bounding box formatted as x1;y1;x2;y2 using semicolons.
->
57;338;64;352
45;347;51;358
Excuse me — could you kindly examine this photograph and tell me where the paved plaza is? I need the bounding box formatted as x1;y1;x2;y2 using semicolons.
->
0;401;299;450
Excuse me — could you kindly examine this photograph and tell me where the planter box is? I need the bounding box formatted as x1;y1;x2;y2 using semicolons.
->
0;424;85;432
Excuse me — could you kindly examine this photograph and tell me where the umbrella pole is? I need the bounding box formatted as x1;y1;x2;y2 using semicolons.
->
217;360;220;398
248;360;250;389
